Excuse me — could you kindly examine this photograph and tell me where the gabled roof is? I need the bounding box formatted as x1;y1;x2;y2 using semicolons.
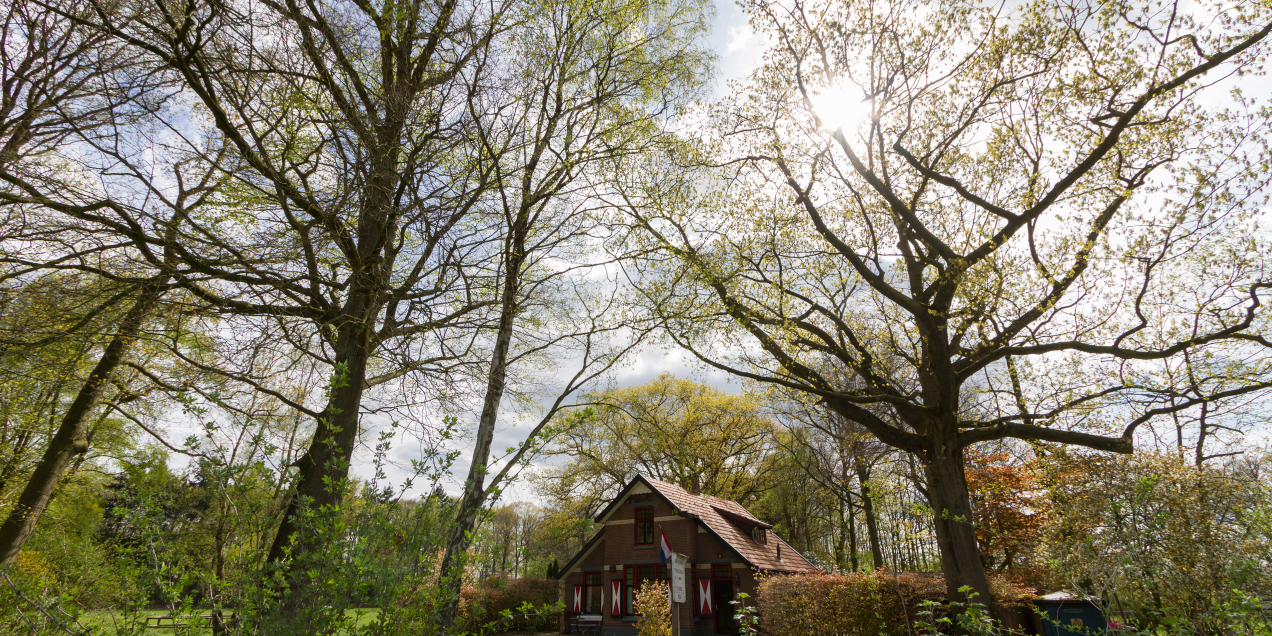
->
595;474;818;574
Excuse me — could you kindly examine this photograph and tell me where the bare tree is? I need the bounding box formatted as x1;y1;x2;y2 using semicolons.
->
0;0;162;171
771;391;891;571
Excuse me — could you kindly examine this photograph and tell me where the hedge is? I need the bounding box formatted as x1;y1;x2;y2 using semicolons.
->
755;572;1034;636
461;576;561;632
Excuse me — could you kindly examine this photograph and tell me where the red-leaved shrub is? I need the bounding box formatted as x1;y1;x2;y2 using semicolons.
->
463;576;561;632
756;572;1034;636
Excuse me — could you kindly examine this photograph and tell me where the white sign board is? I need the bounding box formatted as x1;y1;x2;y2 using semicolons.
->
670;554;687;603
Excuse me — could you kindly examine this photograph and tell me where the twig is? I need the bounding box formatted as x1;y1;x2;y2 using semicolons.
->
1;571;93;635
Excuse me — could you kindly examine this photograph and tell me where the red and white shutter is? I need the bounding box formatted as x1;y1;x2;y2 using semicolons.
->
611;579;623;615
573;584;583;613
698;579;713;615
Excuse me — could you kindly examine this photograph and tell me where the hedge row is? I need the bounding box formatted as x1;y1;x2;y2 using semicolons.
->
755;572;1034;636
461;576;561;632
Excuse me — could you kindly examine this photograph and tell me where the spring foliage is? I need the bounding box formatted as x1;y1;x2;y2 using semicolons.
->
536;375;777;515
965;451;1050;572
1041;452;1272;633
634;581;672;636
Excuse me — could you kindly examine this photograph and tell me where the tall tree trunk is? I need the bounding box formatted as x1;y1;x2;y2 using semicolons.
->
923;439;994;611
854;460;885;571
0;279;165;566
845;490;858;572
265;78;400;573
266;295;373;565
437;240;525;628
1194;402;1210;467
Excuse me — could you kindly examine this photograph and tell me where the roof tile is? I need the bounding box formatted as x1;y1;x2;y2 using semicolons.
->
640;476;818;574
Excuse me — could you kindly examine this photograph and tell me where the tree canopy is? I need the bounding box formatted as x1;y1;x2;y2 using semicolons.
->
535;374;777;515
613;0;1272;604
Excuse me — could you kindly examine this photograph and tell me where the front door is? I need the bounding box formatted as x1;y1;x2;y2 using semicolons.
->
713;579;735;635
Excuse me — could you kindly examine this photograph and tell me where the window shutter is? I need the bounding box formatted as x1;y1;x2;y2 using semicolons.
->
697;579;712;615
611;579;622;616
573;584;583;613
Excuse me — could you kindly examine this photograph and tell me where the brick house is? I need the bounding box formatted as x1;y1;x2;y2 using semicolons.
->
555;474;817;635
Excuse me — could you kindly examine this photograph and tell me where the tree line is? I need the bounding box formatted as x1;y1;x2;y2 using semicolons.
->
1;361;1269;634
528;375;1271;632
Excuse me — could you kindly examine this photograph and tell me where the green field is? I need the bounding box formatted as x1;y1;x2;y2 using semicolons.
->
79;608;382;635
73;608;561;635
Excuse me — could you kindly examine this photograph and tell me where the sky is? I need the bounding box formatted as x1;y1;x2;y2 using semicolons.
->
710;1;769;85
360;2;773;504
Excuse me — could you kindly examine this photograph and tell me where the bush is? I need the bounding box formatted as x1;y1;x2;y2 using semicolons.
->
462;576;561;632
757;572;939;636
1040;452;1272;635
634;581;671;636
756;572;1033;636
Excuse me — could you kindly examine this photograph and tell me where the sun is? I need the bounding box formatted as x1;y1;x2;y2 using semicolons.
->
806;80;872;134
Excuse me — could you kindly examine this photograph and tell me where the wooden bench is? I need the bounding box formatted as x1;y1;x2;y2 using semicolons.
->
144;613;237;632
569;613;602;635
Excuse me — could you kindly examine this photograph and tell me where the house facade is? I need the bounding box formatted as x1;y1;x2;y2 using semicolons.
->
555;475;817;636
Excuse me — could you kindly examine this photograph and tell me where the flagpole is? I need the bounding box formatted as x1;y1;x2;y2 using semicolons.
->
672;590;680;636
661;530;684;636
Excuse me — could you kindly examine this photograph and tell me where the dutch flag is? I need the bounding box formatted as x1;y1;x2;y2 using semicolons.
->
659;528;673;564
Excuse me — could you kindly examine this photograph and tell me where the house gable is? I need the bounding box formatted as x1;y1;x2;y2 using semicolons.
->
580;474;817;574
553;473;819;634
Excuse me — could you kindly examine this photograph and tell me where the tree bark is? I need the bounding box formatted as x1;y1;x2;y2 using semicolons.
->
1194;402;1209;467
854;459;886;571
922;439;993;610
0;279;165;566
265;130;398;568
845;489;858;572
436;238;524;628
266;295;373;565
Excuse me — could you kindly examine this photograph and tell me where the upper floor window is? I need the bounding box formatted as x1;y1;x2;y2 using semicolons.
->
635;507;655;545
751;526;767;544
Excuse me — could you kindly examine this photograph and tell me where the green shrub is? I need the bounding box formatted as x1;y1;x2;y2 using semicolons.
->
1040;452;1272;635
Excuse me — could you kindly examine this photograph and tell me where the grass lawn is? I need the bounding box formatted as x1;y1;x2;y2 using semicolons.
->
79;608;382;634
77;609;554;635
